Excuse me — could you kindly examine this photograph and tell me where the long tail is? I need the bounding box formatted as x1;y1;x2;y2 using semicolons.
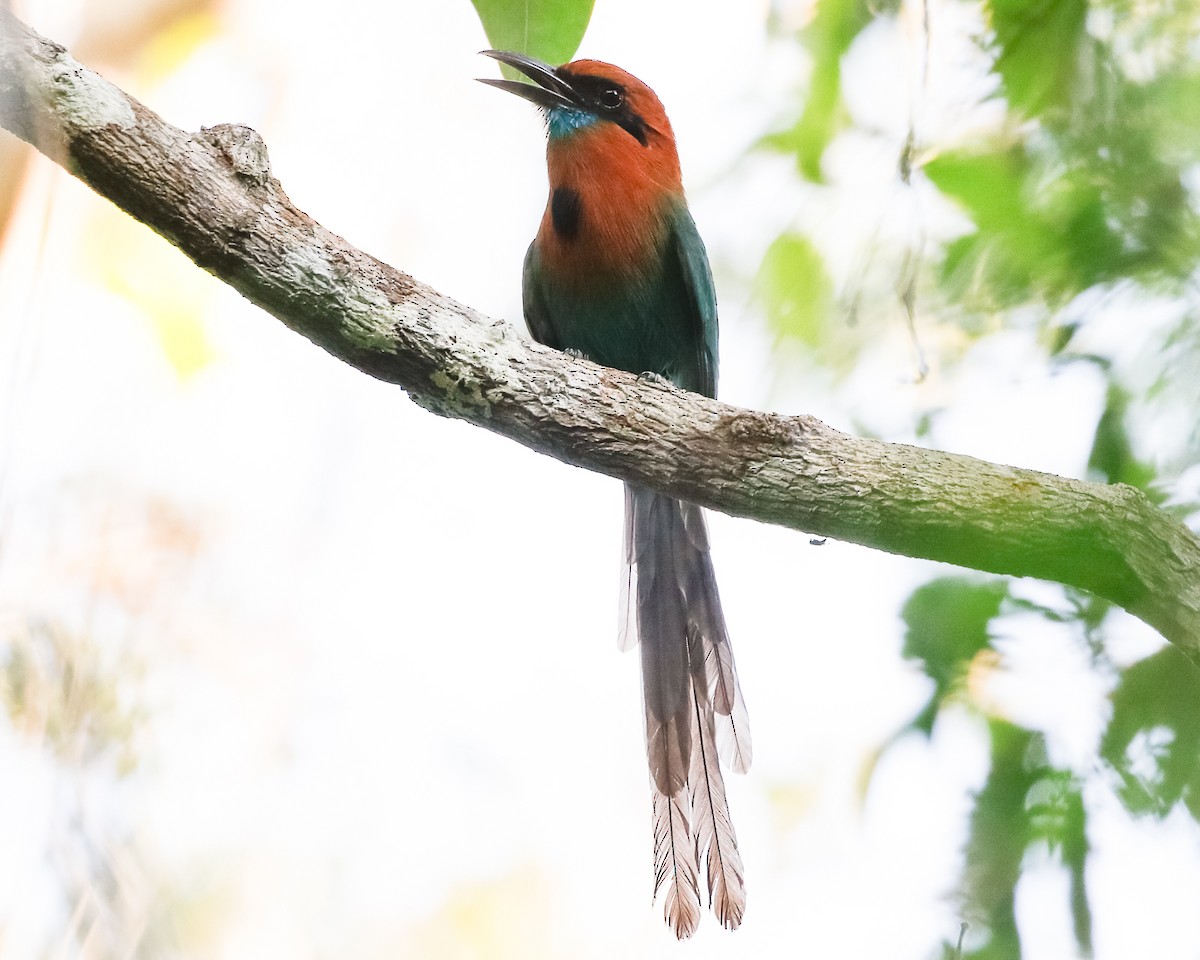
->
622;485;751;937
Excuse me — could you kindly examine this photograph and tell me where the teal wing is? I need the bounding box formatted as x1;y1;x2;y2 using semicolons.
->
521;205;718;397
667;204;719;399
522;242;562;349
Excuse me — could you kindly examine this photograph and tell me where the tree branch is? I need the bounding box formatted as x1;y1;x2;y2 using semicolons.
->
2;12;1198;654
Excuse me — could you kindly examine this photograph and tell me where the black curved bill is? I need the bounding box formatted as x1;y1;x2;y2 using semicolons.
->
478;49;581;111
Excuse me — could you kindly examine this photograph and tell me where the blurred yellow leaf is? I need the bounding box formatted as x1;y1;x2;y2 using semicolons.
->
400;865;564;959
766;779;819;836
85;207;216;381
966;647;1006;718
137;10;222;86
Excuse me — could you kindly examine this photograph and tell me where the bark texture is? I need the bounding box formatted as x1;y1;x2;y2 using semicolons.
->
2;12;1198;655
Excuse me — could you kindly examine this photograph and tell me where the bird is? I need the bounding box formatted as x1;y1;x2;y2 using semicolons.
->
480;49;752;937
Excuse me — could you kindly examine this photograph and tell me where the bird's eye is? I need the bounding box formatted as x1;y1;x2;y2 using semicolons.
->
598;87;623;110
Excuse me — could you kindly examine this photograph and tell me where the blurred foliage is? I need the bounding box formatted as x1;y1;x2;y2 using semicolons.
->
758;231;835;346
1085;379;1163;499
988;0;1087;117
135;9;223;86
470;0;594;75
901;577;1008;735
900;579;1099;958
0;475;208;957
1;616;151;958
927;95;1199;309
761;0;1200;357
2;618;141;770
398;866;571;958
0;137;29;244
86;204;216;381
760;1;1200;948
761;0;889;181
889;401;1195;957
960;723;1092;959
1102;646;1200;819
72;0;222;67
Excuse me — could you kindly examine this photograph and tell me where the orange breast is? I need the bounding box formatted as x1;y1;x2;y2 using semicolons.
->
537;123;682;292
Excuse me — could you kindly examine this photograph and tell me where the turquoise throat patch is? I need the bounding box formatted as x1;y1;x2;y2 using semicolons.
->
547;106;598;140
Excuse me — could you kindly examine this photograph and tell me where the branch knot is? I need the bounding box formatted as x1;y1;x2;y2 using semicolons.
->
200;123;271;187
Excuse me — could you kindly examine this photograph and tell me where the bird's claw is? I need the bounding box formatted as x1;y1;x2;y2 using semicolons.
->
638;370;672;387
562;347;589;361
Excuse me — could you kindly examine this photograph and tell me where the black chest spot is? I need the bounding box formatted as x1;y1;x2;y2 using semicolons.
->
551;187;582;241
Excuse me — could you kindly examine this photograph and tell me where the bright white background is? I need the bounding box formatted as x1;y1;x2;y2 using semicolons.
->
0;0;1190;957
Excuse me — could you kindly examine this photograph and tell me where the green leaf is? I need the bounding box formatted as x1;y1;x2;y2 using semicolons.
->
1101;646;1200;820
900;577;1009;734
926;17;1200;311
1145;71;1200;160
760;0;878;181
1025;769;1092;954
470;0;594;72
757;232;833;346
926;147;1045;304
926;144;1139;306
987;0;1088;116
961;726;1094;958
960;721;1036;960
1086;383;1163;498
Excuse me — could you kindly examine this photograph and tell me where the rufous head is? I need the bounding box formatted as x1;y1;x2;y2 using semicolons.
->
479;50;677;155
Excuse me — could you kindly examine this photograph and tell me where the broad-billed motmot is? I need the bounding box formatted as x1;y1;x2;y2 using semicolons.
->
480;50;751;937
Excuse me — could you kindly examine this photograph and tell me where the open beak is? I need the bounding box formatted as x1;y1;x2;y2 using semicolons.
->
478;50;581;111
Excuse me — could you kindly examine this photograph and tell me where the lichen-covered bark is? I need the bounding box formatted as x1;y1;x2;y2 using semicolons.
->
2;11;1198;654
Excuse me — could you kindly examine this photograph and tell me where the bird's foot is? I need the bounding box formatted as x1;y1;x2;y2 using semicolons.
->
562;347;589;361
638;370;672;387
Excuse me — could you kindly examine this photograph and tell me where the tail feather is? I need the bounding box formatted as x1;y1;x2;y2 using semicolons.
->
627;485;752;936
679;503;753;773
714;691;753;778
618;486;639;651
636;490;692;798
688;662;747;929
651;783;702;939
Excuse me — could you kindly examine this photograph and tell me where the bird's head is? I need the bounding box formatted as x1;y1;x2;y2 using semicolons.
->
479;50;674;150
